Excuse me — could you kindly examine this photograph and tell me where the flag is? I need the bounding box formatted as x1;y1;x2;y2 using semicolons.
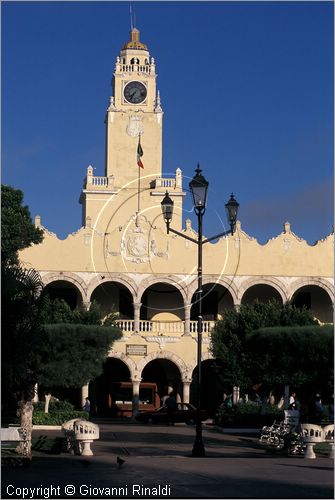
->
137;137;144;169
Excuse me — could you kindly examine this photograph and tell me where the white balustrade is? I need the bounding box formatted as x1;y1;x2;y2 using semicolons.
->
86;175;114;188
115;319;216;335
119;64;152;74
190;321;215;334
154;178;176;189
91;177;108;186
115;320;134;332
115;319;186;335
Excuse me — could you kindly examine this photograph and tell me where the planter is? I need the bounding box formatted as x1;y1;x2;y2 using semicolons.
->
323;424;334;459
301;424;323;459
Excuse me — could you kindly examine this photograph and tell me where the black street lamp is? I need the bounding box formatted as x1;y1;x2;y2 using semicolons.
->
161;165;239;457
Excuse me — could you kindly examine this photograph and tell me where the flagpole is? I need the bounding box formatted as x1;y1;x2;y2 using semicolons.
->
137;158;141;227
136;134;142;227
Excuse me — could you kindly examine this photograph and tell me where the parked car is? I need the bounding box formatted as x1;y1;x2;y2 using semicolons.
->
135;403;207;424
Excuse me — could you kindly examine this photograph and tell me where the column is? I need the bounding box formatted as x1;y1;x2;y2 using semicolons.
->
233;386;240;405
132;380;140;419
32;384;39;403
182;381;191;403
81;384;89;408
134;302;141;334
183;304;191;336
83;300;91;311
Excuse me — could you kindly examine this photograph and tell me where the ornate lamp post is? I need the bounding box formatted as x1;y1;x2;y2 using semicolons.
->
161;164;239;457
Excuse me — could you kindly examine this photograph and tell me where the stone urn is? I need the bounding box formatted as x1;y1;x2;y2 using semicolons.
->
323;424;334;459
73;420;100;456
300;424;323;459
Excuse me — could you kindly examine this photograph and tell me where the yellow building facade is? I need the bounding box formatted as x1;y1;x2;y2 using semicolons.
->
20;29;334;416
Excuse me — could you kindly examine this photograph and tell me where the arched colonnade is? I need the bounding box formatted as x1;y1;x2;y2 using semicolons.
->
41;272;334;332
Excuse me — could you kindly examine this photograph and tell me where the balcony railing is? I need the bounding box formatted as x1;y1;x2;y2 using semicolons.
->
114;319;215;335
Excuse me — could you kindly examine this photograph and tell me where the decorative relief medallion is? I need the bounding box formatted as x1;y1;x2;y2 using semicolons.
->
126;233;148;259
126;116;144;138
105;214;168;264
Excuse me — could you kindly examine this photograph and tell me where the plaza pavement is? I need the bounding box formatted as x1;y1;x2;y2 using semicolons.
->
1;422;334;499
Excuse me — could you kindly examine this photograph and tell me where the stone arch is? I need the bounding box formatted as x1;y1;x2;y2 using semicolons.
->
238;276;288;304
87;273;137;303
288;278;334;302
138;275;188;303
107;351;137;380
188;349;213;373
137;350;189;381
187;276;239;305
42;272;87;303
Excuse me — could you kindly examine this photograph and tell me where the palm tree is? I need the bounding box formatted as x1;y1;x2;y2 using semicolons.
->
2;265;44;455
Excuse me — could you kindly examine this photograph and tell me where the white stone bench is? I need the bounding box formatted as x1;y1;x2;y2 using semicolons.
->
1;427;31;466
62;419;99;456
1;427;29;454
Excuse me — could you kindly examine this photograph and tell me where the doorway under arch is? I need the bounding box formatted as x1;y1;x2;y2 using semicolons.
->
241;284;283;305
140;283;185;321
90;282;134;319
141;358;182;403
291;285;333;323
42;280;83;309
92;358;131;416
191;283;234;321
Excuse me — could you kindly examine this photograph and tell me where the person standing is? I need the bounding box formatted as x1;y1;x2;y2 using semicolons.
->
314;394;324;423
328;396;334;422
166;391;177;426
161;392;169;406
83;397;91;413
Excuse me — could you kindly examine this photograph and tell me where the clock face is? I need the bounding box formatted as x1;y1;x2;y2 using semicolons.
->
124;81;147;104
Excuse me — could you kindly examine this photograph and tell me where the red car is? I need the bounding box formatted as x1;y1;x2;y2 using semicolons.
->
135;403;207;425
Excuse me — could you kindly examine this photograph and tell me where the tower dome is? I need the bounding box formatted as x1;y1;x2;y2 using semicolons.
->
122;28;148;50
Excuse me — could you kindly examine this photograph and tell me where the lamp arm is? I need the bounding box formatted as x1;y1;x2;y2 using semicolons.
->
167;226;199;244
202;226;235;244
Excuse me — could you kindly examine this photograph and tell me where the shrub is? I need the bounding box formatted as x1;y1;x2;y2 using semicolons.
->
32;411;89;425
33;400;75;413
215;403;284;428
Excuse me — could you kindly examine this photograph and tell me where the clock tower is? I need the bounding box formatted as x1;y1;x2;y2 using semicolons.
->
105;28;163;186
80;28;184;238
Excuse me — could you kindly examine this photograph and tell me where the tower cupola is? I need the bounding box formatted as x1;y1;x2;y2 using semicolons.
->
122;28;148;51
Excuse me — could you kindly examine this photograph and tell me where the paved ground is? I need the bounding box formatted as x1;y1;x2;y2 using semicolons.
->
2;422;334;499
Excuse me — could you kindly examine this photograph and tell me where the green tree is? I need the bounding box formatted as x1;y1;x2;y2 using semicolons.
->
1;185;122;454
246;325;333;390
36;324;122;388
211;300;317;388
1;185;43;266
2;266;44;412
39;296;120;326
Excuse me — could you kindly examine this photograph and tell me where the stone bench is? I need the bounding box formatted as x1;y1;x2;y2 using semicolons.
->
62;419;99;456
1;427;31;467
1;427;29;453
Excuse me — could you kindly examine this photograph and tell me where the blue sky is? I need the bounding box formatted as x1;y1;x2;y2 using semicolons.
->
2;1;334;244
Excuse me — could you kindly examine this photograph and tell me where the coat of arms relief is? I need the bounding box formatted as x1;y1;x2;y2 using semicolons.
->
126;116;144;138
105;214;168;264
